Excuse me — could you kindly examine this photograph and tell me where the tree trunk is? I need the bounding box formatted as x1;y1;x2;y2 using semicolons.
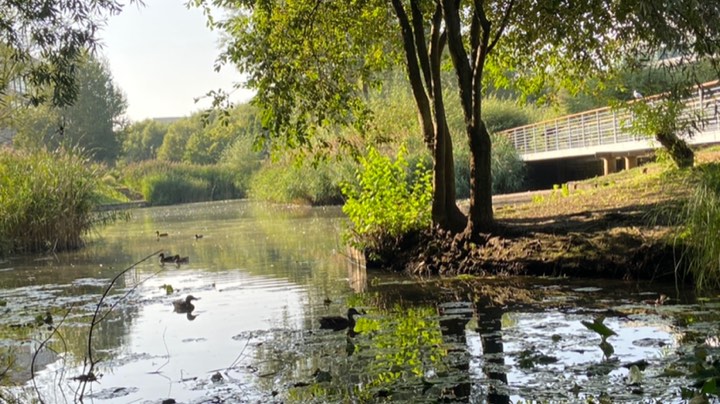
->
656;131;694;168
441;0;495;238
431;111;449;228
464;121;494;237
392;0;466;233
442;122;468;232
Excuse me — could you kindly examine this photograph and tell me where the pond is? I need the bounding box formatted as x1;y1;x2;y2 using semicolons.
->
1;200;719;403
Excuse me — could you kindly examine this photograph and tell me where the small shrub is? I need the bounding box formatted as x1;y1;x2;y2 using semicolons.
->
341;145;432;252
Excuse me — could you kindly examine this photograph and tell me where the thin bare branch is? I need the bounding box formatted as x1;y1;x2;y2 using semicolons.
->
488;0;515;53
77;250;162;400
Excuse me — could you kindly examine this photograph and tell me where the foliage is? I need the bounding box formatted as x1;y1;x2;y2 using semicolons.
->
249;156;353;206
220;135;265;193
120;119;168;163
626;97;696;168
58;56;127;163
349;81;530;200
192;0;392;153
0;147;107;256
0;0;129;109
122;160;243;205
11;56;127;163
481;97;534;134
156;116;203;162
675;163;720;290
341;146;432;251
8;104;60;150
190;104;263;164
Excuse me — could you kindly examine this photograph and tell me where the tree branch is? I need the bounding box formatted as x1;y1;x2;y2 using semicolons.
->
410;0;432;90
473;0;492;110
488;0;515;53
391;0;435;147
429;3;443;95
442;0;473;119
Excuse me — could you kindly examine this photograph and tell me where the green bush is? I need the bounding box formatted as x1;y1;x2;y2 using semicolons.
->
482;97;533;133
341;146;432;251
123;160;244;205
219;135;264;192
248;156;354;205
0;147;106;255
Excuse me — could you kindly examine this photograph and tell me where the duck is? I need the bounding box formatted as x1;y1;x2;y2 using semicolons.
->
174;255;190;265
173;295;198;313
194;234;204;239
319;308;361;332
159;253;176;265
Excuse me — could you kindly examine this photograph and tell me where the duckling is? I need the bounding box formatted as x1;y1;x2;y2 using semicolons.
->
174;255;190;265
159;253;176;265
173;295;198;313
319;308;361;332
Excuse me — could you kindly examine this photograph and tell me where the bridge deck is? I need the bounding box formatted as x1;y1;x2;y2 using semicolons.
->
499;81;720;163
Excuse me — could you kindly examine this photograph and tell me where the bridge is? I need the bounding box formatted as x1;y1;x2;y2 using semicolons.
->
499;81;720;177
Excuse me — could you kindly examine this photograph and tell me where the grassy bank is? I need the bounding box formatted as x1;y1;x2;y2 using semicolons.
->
0;148;111;256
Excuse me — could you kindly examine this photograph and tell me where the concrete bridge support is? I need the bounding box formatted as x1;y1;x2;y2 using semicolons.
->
624;155;638;170
597;153;617;175
596;152;642;175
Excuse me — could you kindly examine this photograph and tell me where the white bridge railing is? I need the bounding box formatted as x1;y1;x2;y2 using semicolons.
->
499;81;720;161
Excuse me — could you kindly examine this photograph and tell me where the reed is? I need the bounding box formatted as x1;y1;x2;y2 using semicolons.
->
675;163;720;290
0;147;105;256
122;160;243;205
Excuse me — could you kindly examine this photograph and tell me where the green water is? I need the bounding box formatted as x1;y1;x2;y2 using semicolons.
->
1;200;719;403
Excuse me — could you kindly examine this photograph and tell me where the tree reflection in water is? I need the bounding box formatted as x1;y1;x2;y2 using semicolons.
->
475;295;510;404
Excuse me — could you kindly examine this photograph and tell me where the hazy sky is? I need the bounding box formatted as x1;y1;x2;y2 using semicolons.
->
101;0;253;122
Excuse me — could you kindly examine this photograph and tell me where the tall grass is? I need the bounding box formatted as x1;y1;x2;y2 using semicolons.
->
676;163;720;290
122;160;244;205
249;156;355;205
0;147;105;255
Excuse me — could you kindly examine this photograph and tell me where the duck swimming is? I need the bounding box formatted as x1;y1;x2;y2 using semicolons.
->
159;253;176;265
174;255;189;265
319;308;361;331
173;295;198;313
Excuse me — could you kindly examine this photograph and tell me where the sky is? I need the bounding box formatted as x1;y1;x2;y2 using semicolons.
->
100;0;253;122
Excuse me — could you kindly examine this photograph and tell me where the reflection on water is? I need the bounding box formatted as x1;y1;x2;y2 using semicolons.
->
0;200;718;403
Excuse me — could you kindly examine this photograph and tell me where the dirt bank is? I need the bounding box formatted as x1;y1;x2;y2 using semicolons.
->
368;156;701;283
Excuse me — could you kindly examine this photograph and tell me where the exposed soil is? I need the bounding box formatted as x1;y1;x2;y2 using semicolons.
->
368;151;720;283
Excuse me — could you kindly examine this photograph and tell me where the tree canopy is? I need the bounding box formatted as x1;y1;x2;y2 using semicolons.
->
1;0;133;111
11;55;127;163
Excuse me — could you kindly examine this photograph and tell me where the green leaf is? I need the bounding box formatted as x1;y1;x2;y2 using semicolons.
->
581;316;617;340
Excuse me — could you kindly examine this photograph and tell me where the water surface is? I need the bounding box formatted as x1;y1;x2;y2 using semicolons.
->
0;200;718;403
